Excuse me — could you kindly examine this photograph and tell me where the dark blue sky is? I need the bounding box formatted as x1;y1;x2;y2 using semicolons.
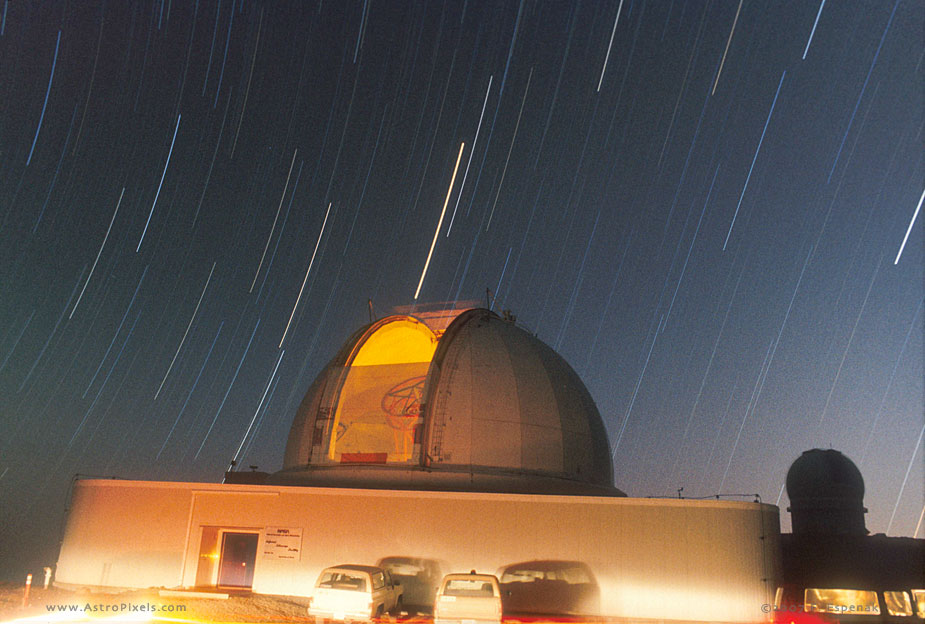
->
0;0;922;579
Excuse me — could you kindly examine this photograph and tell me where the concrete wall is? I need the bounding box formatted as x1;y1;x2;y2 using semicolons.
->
56;480;192;589
56;479;780;622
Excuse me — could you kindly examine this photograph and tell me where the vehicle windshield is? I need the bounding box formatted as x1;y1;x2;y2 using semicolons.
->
382;560;424;575
501;566;592;584
318;571;367;592
443;578;495;597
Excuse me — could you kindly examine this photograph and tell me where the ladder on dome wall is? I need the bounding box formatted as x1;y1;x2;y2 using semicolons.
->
427;358;460;464
430;412;445;462
310;406;332;459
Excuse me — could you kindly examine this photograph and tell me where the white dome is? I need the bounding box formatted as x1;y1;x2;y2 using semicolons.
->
276;308;620;496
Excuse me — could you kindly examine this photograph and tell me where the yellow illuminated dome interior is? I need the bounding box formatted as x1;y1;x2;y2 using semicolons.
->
327;318;437;464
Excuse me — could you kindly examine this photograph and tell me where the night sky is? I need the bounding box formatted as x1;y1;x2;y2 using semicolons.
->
0;0;922;580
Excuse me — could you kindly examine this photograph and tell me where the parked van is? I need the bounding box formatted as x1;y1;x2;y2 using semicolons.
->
497;560;600;615
377;556;444;614
308;564;403;620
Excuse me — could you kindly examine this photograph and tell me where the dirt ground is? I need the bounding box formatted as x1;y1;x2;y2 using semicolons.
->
0;582;316;623
0;583;582;624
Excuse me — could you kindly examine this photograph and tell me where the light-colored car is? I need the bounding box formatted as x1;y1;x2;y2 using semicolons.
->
308;564;403;620
434;572;503;624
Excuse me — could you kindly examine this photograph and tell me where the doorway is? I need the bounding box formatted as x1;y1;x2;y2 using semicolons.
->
217;532;258;588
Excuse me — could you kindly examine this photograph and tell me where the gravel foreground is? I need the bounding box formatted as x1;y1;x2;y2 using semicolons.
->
0;583;610;624
0;582;316;623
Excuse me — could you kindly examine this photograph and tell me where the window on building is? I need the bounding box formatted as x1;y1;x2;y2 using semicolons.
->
910;590;925;619
804;588;880;615
883;591;913;616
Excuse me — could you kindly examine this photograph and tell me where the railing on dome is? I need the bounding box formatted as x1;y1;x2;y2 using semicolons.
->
390;300;479;337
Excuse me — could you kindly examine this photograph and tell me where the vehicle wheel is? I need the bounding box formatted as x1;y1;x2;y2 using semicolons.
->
389;596;403;616
375;605;384;620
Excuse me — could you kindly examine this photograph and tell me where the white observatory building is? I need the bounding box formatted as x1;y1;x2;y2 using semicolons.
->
55;307;780;620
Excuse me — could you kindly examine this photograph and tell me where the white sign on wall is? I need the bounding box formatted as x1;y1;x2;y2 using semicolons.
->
262;527;302;560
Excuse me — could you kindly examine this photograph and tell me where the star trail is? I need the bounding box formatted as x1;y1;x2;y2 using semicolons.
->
0;0;922;580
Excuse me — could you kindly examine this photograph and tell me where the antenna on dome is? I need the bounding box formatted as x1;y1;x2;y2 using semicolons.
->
221;460;237;484
368;298;376;323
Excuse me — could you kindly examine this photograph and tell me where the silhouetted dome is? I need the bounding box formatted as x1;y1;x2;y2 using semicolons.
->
786;448;867;535
786;448;865;502
274;308;621;496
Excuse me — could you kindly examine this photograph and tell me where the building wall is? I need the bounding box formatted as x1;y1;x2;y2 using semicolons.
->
56;480;192;589
56;479;780;622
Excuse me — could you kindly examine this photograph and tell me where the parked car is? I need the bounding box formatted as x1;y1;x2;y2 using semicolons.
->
497;559;600;616
376;556;444;613
434;572;502;624
308;564;403;620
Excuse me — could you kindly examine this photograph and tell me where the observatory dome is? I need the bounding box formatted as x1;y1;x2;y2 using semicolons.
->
786;448;865;503
785;448;867;535
274;308;621;496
